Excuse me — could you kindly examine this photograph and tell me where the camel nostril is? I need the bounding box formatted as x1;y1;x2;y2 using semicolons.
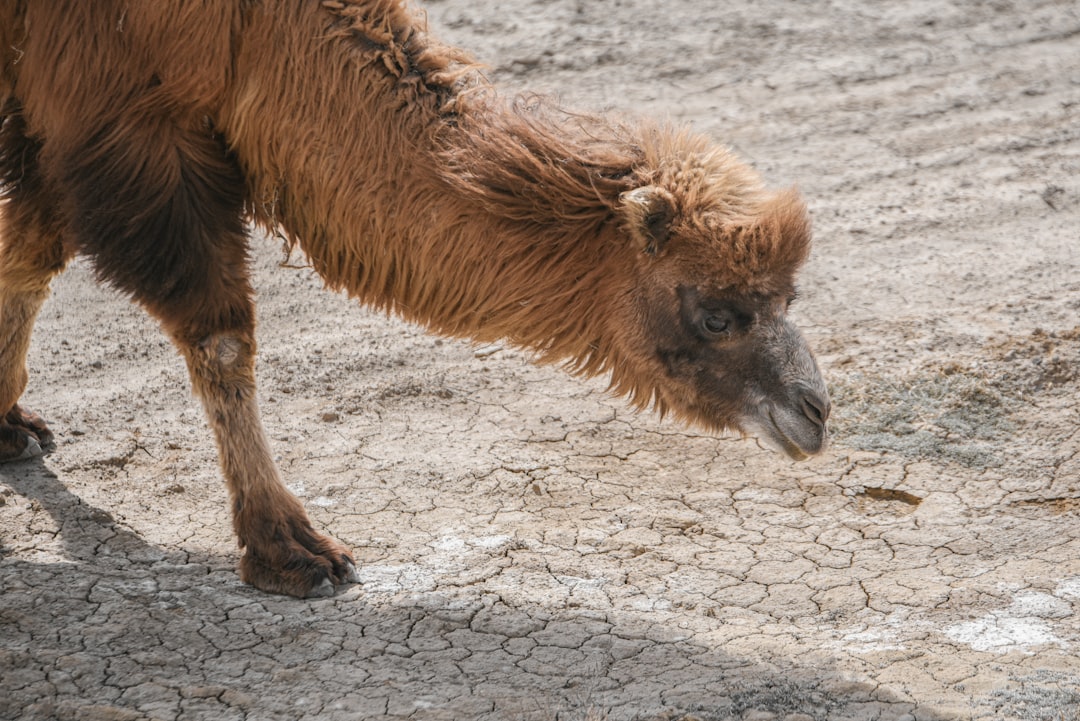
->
801;391;830;427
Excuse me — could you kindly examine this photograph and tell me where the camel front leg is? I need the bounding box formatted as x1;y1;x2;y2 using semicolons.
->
0;286;55;460
0;112;69;461
45;110;357;597
178;330;359;597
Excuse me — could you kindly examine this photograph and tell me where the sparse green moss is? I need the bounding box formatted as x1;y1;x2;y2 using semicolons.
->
828;364;1017;468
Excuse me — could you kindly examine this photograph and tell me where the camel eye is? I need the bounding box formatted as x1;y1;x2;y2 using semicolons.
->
703;314;730;335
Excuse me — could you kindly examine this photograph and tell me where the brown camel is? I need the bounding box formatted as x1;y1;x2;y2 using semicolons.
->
0;0;830;597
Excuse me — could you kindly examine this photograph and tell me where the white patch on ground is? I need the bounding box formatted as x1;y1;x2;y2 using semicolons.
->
430;534;511;553
355;563;437;594
431;536;467;553
1008;591;1072;619
554;575;607;590
944;591;1070;653
355;535;515;594
945;617;1060;654
840;627;908;654
469;534;512;549
834;610;915;654
629;596;672;612
1056;577;1080;600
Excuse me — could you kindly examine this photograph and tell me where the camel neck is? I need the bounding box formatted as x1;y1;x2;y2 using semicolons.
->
222;2;640;369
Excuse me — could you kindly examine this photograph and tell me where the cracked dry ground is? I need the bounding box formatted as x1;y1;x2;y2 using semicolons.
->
3;1;1080;720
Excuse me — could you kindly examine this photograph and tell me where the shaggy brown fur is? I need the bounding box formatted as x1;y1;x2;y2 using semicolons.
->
0;0;829;597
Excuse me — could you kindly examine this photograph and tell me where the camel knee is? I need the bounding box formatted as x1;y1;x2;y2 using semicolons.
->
182;332;255;385
0;211;70;295
172;331;257;408
200;334;247;370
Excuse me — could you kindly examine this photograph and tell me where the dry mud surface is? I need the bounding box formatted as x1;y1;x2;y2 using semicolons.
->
3;1;1080;720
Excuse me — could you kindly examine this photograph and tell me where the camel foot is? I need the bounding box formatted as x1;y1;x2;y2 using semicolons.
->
0;405;54;462
238;513;359;598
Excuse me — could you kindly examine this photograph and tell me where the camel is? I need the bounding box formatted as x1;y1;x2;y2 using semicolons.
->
0;0;830;597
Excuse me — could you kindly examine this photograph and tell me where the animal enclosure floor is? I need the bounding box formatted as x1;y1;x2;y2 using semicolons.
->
3;1;1080;719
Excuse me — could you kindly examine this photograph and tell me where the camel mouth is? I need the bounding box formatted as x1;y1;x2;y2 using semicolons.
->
747;406;827;462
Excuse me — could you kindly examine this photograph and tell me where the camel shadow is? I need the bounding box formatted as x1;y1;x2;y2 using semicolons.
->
0;455;182;569
1;459;958;721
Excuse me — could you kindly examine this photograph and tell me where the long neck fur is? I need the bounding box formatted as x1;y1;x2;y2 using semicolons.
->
223;0;650;379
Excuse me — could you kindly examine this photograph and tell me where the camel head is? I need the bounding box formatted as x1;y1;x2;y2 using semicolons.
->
432;102;827;459
609;143;829;460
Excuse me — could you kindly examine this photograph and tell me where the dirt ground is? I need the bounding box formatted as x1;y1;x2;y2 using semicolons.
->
3;1;1080;719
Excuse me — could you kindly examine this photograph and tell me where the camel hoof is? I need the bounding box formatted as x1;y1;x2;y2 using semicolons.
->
238;526;359;598
306;578;336;598
0;405;54;462
14;437;43;461
19;437;43;460
305;562;359;596
0;432;43;463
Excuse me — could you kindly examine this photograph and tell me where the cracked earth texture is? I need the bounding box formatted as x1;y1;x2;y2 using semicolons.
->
3;1;1080;719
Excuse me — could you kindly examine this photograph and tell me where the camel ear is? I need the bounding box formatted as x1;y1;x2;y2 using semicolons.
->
620;186;676;256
